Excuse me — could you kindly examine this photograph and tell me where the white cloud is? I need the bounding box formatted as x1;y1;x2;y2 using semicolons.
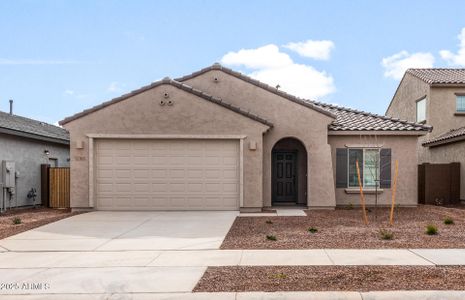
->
0;59;80;65
381;51;435;80
220;44;335;99
107;82;123;93
64;90;75;95
440;28;465;66
250;64;334;99
221;44;293;69
284;40;335;60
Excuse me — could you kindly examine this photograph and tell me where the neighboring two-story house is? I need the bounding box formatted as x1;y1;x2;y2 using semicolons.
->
386;69;465;201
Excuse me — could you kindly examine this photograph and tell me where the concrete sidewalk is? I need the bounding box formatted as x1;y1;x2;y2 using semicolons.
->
0;248;463;295
2;249;464;269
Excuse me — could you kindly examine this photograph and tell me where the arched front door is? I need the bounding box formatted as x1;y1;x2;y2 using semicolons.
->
271;138;308;205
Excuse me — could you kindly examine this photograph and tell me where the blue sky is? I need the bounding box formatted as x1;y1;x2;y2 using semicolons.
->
1;0;465;124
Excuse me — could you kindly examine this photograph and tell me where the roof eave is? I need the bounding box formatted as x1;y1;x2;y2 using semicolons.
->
423;134;465;147
328;130;429;136
0;127;70;145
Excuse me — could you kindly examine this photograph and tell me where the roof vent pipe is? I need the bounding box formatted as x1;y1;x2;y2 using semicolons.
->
9;99;13;115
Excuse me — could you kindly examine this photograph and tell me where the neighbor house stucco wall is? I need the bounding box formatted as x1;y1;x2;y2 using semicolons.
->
328;134;419;206
428;87;465;138
63;84;268;209
387;76;465;202
0;133;69;207
181;70;337;208
386;73;430;123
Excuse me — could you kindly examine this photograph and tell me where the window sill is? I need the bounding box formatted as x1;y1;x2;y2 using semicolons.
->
345;188;384;194
454;112;465;116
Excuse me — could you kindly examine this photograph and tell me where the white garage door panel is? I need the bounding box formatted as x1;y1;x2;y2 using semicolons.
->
95;139;240;210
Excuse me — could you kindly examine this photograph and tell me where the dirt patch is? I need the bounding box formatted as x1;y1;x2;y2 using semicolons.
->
0;207;83;239
194;266;465;292
222;205;465;249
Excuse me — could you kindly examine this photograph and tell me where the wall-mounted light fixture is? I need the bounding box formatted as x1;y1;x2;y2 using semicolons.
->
44;149;50;156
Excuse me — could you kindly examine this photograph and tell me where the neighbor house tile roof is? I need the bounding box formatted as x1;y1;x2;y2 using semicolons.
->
422;127;465;147
178;64;431;133
59;78;273;128
406;68;465;85
0;110;69;144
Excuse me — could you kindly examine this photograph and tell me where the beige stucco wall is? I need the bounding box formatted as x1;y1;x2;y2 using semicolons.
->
182;70;337;208
328;134;419;206
422;142;465;200
63;84;269;209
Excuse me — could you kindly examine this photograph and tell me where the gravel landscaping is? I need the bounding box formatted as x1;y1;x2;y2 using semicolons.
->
194;266;465;292
221;205;465;249
0;207;82;239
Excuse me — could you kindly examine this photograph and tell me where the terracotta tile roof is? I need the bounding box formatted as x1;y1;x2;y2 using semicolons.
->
0;110;69;144
59;78;273;128
407;68;465;85
311;102;432;132
422;127;465;147
178;64;431;133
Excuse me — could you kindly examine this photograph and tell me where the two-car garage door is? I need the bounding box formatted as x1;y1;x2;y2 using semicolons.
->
95;139;240;210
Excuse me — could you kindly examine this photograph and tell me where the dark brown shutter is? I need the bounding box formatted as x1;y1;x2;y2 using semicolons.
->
336;148;348;188
380;148;392;188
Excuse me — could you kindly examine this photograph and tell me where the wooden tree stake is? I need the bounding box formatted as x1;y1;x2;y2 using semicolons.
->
356;160;369;225
389;160;399;225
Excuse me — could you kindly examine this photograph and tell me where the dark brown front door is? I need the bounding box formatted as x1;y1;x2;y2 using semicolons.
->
272;151;297;204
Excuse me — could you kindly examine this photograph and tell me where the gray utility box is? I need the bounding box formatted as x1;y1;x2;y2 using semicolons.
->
2;161;15;188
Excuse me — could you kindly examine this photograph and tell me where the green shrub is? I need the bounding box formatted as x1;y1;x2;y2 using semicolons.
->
12;217;21;225
379;228;394;240
444;217;454;225
346;203;354;210
265;220;273;224
425;224;438;235
266;234;277;241
307;227;318;234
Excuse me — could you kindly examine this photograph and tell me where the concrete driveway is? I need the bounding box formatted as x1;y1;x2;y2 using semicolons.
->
0;211;238;251
0;211;238;297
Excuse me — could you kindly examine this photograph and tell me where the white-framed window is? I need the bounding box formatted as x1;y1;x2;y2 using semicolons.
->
348;148;380;188
416;97;426;122
457;95;465;112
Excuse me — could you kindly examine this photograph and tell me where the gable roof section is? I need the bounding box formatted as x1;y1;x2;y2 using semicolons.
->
312;101;432;132
178;63;431;133
422;127;465;147
176;63;337;119
406;68;465;85
0;111;69;144
59;78;272;128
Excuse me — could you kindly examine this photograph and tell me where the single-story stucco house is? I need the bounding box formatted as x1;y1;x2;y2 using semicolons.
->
1;102;69;210
60;64;431;211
